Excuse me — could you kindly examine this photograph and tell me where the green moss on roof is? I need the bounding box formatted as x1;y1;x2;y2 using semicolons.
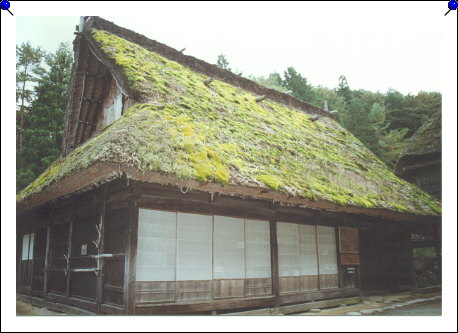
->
16;30;441;216
403;111;441;155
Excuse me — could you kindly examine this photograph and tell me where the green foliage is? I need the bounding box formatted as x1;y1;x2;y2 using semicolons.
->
281;67;314;102
250;73;288;93
216;53;231;71
16;43;73;192
18;30;441;217
16;42;46;152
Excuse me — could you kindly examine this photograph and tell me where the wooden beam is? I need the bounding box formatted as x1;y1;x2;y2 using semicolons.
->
335;227;343;289
406;232;417;292
269;221;280;307
125;190;139;315
43;225;51;302
95;188;106;314
315;226;321;291
65;220;74;298
135;296;275;315
434;224;442;283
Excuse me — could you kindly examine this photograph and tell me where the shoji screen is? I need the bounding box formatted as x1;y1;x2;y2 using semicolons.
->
245;219;271;279
298;225;319;290
277;223;319;293
136;209;176;281
244;219;272;296
175;213;213;301
213;216;245;279
21;234;31;260
176;213;212;281
136;209;273;303
317;225;339;289
277;222;300;279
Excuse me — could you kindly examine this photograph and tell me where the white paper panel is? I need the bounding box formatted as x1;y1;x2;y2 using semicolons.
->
21;234;30;260
136;209;177;281
214;216;245;279
317;226;338;274
113;94;123;120
28;233;35;260
104;103;114;126
176;213;213;280
245;219;271;278
298;225;318;275
277;222;300;277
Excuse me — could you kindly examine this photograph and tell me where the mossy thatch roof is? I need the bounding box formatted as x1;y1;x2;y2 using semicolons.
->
403;111;441;156
17;27;441;217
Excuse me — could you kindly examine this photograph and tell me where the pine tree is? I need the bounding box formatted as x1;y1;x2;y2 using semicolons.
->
216;54;231;71
281;67;314;102
17;43;73;192
16;42;45;151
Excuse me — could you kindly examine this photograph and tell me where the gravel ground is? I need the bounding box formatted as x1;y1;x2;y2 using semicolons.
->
374;299;441;316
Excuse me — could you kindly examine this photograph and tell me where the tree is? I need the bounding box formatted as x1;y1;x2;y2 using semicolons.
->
281;67;314;102
310;86;346;112
17;43;73;192
250;72;288;93
16;42;45;151
216;53;231;71
379;128;409;168
336;75;352;105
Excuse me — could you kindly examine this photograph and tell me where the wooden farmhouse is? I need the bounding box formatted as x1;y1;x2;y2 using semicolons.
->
16;17;441;315
395;111;441;200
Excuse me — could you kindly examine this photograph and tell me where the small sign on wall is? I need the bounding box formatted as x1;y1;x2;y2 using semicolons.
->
81;243;88;256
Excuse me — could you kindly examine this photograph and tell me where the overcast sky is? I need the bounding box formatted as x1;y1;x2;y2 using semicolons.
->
16;2;444;95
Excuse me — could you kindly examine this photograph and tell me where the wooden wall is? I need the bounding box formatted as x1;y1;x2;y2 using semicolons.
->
17;179;133;315
17;180;431;314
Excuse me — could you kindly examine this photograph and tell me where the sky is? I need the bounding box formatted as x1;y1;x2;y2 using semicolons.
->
15;2;444;95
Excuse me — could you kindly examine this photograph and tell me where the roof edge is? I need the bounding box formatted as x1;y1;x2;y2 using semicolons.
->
84;16;335;120
17;162;441;223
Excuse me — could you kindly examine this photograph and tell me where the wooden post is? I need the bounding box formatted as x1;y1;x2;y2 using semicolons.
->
356;230;363;296
255;95;266;102
96;189;106;314
125;187;139;315
405;232;417;292
434;225;442;284
16;233;21;292
43;225;51;301
65;221;74;298
335;227;343;289
269;220;280;308
315;226;321;291
28;233;35;296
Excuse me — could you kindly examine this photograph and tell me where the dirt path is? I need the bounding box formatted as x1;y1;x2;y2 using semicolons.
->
16;299;65;316
374;299;441;316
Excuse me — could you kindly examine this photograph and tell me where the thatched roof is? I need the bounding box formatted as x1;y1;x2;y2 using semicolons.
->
395;111;441;176
17;17;441;218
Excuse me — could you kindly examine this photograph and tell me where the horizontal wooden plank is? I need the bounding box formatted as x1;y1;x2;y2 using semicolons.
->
279;296;362;314
100;303;125;315
17;294;96;315
104;284;124;293
135;295;276;315
279;288;359;305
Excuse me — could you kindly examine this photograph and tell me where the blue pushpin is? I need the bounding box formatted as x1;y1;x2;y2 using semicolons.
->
0;0;13;15
445;0;458;15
